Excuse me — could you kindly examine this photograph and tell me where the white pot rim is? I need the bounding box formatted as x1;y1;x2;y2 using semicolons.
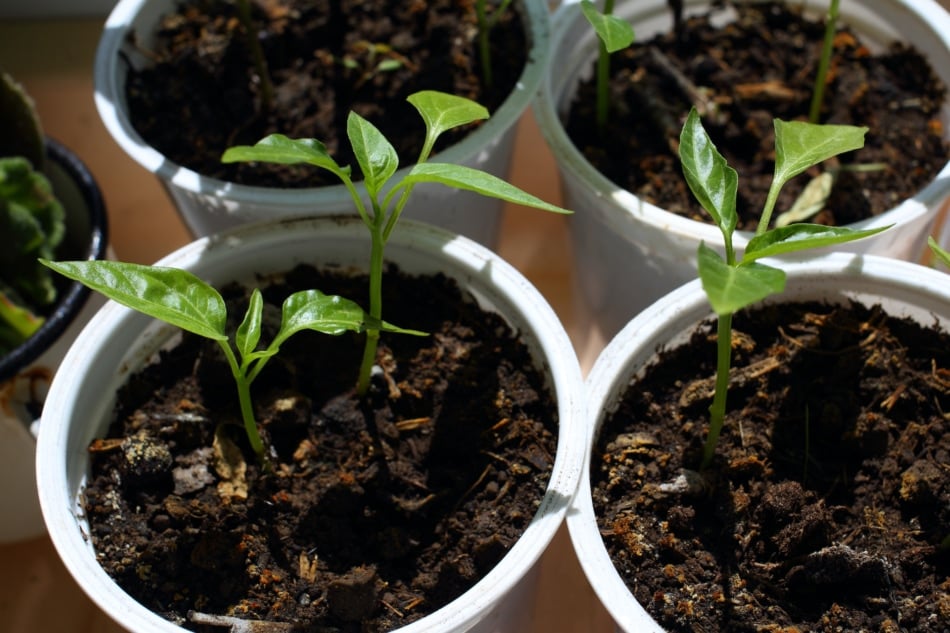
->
93;0;552;209
534;0;950;248
38;216;584;633
569;250;950;632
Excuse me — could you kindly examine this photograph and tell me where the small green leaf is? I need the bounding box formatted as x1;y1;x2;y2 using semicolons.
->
40;260;228;341
773;119;866;187
347;112;399;198
222;134;350;177
580;0;635;53
929;236;950;269
236;288;264;359
745;224;890;261
403;163;572;214
407;91;489;143
698;243;786;316
272;290;425;348
679;108;738;240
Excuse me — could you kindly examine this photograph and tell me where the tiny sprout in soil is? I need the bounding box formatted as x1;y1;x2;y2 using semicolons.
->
221;89;571;396
40;260;423;466
678;107;889;469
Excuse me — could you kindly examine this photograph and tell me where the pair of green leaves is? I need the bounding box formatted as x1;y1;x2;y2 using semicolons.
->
40;260;421;360
680;107;886;316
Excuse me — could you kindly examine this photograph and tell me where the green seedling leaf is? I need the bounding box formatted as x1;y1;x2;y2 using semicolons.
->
929;236;950;268
348;112;399;198
680;108;738;241
580;0;635;53
236;288;264;360
773;119;867;187
221;134;350;177
407;90;489;142
273;289;425;348
404;163;571;214
697;243;786;316
745;224;891;261
40;260;228;341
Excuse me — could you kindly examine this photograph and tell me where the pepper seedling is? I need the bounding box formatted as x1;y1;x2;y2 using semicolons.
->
221;89;571;396
579;0;635;132
40;260;423;466
679;107;889;469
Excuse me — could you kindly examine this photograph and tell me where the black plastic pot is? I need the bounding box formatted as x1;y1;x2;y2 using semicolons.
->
0;138;109;384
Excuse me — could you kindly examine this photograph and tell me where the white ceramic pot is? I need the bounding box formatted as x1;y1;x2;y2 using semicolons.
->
37;216;584;633
570;252;950;632
0;139;109;544
534;0;950;363
93;0;552;245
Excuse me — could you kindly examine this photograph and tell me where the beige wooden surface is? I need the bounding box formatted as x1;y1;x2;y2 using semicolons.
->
0;17;612;633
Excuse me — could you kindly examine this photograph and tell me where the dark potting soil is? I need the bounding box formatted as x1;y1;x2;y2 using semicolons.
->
81;265;558;632
566;1;949;231
124;0;527;187
593;300;950;631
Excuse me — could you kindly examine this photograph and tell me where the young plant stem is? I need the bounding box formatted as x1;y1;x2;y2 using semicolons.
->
356;222;386;395
701;312;733;470
475;0;513;91
217;336;269;464
235;0;275;112
595;0;616;132
809;0;839;124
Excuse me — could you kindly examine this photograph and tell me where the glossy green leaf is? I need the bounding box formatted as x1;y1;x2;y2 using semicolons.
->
404;163;572;214
697;243;786;316
347;112;399;198
580;0;635;53
773;119;866;187
679;108;738;238
236;288;264;359
221;134;350;177
407;91;489;142
272;289;424;348
40;260;228;341
745;224;890;261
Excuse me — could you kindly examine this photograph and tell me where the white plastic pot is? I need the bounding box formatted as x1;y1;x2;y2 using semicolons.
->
570;252;950;632
36;216;584;633
0;139;109;544
534;0;950;360
94;0;552;245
